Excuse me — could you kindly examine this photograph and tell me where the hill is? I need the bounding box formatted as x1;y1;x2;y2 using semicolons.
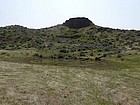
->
0;17;140;61
0;17;140;105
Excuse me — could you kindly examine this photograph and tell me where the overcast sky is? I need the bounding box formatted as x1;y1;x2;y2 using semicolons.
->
0;0;140;29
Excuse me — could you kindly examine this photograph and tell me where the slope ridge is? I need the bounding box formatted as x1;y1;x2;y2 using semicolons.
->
0;18;140;60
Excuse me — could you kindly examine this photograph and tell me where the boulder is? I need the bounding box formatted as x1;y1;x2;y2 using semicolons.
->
63;17;93;29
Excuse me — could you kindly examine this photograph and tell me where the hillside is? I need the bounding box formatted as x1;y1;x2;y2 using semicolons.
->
0;18;140;105
0;18;140;60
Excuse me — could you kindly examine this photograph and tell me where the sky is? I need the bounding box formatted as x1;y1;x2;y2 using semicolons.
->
0;0;140;29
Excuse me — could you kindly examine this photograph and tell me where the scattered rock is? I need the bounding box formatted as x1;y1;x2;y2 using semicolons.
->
95;57;101;61
64;95;67;98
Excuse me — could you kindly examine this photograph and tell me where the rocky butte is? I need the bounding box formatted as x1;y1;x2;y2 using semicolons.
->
63;17;94;29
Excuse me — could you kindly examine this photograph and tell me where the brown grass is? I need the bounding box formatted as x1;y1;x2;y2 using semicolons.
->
0;60;140;105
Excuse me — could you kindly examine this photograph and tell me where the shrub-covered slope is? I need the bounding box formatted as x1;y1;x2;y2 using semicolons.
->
0;23;140;60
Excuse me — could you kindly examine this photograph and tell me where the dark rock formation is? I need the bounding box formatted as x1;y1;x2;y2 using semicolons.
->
63;17;93;29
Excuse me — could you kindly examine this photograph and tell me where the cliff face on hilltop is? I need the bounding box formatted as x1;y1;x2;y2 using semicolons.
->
63;17;93;29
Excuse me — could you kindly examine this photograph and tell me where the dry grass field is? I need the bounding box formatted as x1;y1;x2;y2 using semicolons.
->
0;53;140;105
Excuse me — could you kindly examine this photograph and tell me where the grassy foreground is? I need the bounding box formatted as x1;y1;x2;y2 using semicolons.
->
0;54;140;105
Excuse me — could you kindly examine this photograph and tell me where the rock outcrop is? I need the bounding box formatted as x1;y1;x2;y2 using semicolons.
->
63;17;93;29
